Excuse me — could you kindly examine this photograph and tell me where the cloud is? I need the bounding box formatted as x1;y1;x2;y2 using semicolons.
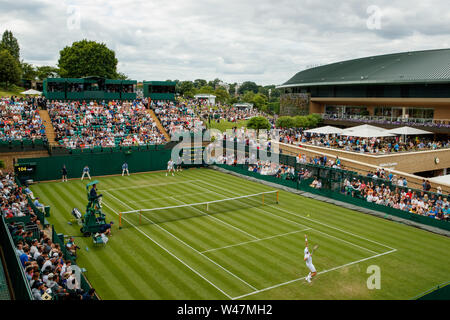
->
1;0;449;85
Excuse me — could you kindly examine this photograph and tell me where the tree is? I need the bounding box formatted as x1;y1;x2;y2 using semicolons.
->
238;81;258;94
228;82;237;96
20;62;37;80
247;116;271;136
208;78;221;89
0;30;20;61
178;81;195;96
0;49;21;87
58;39;119;79
193;79;207;89
197;85;214;94
115;72;129;80
252;93;268;111
276;116;295;128
36;66;59;80
268;101;280;115
242;90;255;103
227;96;238;105
214;87;230;104
293;116;307;128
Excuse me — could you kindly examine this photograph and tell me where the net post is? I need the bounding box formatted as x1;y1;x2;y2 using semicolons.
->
276;191;279;204
119;212;122;229
262;193;265;205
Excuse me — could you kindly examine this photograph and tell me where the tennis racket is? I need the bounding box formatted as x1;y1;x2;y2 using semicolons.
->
312;244;319;253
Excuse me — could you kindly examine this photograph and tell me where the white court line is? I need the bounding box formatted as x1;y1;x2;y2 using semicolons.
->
169;197;259;240
191;181;311;231
196;178;380;255
105;190;258;292
101;201;232;300
103;179;200;192
231;248;397;300
193;178;379;256
201;228;311;254
128;190;217;204
195;174;396;252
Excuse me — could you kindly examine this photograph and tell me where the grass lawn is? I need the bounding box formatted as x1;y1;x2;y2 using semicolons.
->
0;85;26;97
30;168;450;300
206;119;248;132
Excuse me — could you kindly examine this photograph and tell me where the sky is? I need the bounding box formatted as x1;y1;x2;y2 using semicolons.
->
1;0;450;85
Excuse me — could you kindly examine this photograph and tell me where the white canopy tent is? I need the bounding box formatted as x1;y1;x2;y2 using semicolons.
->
341;124;395;138
386;126;433;136
21;89;42;95
304;125;344;135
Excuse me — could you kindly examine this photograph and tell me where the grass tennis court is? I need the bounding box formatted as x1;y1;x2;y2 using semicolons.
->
30;168;450;300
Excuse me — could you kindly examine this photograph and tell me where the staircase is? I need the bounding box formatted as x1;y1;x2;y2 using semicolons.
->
147;109;171;142
38;110;57;146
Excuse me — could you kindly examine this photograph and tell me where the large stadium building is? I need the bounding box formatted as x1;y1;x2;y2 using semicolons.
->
278;49;450;133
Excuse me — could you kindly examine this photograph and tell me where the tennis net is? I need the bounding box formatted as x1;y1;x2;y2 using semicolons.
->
118;190;279;228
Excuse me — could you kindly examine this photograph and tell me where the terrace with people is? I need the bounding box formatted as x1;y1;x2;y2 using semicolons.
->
47;100;166;149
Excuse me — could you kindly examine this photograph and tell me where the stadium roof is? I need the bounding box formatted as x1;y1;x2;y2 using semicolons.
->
279;49;450;88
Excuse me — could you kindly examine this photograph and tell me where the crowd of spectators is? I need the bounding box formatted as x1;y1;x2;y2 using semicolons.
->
199;105;267;124
344;178;449;221
1;171;96;300
0;171;36;219
275;128;450;155
0;96;46;142
10;222;96;300
153;100;204;136
47;100;166;148
247;161;296;179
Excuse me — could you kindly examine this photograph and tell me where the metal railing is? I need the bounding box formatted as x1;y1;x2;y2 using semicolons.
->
0;216;33;300
322;114;450;127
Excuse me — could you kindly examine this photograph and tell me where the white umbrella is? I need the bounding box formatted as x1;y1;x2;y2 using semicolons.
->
21;89;42;95
304;125;344;135
386;126;432;135
341;124;395;138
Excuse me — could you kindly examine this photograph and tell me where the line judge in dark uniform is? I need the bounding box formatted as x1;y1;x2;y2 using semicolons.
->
61;165;68;182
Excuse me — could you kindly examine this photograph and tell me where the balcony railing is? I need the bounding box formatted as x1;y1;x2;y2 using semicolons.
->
322;114;450;128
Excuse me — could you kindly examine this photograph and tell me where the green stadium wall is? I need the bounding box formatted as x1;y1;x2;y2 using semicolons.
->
17;148;173;182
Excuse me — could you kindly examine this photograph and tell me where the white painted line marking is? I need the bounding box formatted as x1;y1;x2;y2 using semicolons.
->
107;191;258;291
201;228;311;254
231;249;397;300
101;201;232;299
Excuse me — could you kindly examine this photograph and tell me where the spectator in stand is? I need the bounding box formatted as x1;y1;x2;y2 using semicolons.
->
0;97;47;142
47;100;166;149
2;180;95;300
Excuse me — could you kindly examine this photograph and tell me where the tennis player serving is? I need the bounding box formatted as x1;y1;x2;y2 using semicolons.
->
304;234;318;283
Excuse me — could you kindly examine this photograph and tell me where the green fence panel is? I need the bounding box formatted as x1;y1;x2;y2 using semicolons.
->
0;216;33;300
417;282;450;300
17;148;172;181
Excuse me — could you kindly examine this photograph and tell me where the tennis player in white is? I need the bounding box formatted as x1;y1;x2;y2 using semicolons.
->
304;234;317;283
166;159;175;176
